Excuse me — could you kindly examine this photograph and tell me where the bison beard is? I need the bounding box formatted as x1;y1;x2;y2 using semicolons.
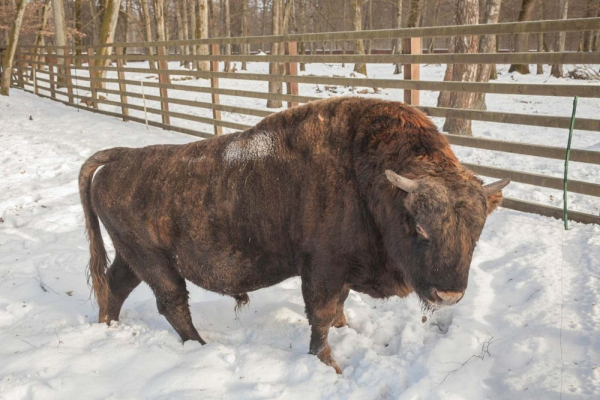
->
79;97;509;373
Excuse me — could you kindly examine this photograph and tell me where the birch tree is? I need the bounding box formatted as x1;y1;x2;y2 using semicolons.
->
1;0;27;96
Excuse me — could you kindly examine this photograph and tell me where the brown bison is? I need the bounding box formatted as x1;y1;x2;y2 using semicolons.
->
79;97;508;373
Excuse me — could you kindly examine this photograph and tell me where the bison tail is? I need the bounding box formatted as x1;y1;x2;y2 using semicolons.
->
79;148;125;312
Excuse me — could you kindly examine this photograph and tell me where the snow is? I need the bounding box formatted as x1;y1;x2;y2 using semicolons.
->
1;65;599;399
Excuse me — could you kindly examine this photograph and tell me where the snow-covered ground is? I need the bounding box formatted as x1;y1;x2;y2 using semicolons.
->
1;70;599;399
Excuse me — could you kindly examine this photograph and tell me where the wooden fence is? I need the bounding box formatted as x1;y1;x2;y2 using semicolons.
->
9;17;600;225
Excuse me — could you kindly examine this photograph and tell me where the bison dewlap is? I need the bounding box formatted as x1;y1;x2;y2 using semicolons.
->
79;97;509;373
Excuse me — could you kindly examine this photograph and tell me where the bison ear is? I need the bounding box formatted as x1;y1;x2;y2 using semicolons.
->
385;170;419;193
483;179;510;215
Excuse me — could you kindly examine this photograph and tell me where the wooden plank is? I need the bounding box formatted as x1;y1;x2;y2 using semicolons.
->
463;162;600;197
155;45;170;125
70;65;600;99
53;50;600;66
501;197;600;225
403;37;421;105
284;42;299;108
210;44;223;135
115;47;129;121
444;134;600;165
27;17;600;49
24;68;600;132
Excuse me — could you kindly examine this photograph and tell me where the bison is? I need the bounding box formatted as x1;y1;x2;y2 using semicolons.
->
79;97;509;373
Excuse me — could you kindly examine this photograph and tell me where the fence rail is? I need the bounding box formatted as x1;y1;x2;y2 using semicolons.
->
10;17;600;225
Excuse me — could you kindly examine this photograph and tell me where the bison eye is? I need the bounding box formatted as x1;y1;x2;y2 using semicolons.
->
416;224;429;239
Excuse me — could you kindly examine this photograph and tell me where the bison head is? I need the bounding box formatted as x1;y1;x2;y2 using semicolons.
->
384;170;509;308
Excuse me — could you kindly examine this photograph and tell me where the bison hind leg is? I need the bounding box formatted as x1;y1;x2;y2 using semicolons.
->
233;293;250;316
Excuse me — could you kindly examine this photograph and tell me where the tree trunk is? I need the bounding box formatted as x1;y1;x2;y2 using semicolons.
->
299;0;306;71
536;0;544;74
141;0;156;69
406;0;424;28
74;0;83;66
88;0;100;45
241;0;248;70
51;0;68;83
352;0;367;76
1;0;27;96
223;0;231;72
582;0;598;51
34;0;51;48
508;0;536;74
393;0;403;74
550;0;569;77
441;0;479;136
196;0;209;72
473;0;502;110
92;0;120;92
154;0;166;42
176;0;186;65
182;0;191;68
267;0;283;108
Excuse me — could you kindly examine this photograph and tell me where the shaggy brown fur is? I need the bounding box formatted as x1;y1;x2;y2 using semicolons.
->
79;97;508;373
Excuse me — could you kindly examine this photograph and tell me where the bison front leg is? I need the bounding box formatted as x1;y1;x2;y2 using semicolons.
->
301;273;345;374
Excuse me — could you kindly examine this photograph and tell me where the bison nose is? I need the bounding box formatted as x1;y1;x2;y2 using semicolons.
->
431;289;464;306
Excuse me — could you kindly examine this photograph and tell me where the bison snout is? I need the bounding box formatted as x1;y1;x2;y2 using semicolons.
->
431;289;464;306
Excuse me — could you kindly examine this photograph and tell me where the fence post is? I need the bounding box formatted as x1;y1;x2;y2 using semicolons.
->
49;49;56;99
65;49;74;104
156;44;171;125
210;43;223;136
34;47;39;95
403;37;421;106
115;46;129;121
284;41;299;108
88;47;98;108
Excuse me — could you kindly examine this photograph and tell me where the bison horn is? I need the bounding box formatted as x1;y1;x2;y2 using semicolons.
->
483;178;511;197
385;170;419;193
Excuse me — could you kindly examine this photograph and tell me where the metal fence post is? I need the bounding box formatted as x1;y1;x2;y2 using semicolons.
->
115;46;129;121
156;44;171;125
284;41;299;108
403;37;421;105
210;43;223;136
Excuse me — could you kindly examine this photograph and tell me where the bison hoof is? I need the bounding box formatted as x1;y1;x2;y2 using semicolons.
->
316;348;342;374
332;315;347;328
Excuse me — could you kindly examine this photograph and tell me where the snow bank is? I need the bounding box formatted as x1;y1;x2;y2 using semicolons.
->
1;88;599;399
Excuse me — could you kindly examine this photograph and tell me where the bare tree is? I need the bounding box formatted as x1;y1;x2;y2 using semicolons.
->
352;0;367;76
196;0;209;72
241;0;248;70
582;0;600;51
141;0;156;69
154;0;167;42
91;0;120;93
439;0;479;136
508;0;536;74
267;0;283;108
1;0;27;96
392;0;403;74
51;0;68;83
473;0;502;110
34;0;52;48
223;0;231;72
550;0;569;77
